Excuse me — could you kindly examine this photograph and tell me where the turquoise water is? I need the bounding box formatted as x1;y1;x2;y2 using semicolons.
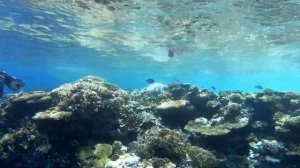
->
1;0;300;93
1;1;300;167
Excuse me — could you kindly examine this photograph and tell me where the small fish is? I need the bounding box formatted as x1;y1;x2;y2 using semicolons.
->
168;49;174;58
211;86;216;91
255;85;263;90
146;78;155;84
174;78;179;82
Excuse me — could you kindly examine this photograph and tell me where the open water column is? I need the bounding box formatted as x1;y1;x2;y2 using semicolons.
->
0;0;300;168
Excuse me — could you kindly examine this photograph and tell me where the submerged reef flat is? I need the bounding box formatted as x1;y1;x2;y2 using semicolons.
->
0;76;300;167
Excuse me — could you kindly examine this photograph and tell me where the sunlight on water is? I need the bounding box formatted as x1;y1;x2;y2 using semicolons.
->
23;0;300;60
2;0;300;59
1;0;300;91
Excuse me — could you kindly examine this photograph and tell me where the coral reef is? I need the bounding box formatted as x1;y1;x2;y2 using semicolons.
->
134;127;217;168
105;154;141;168
76;143;112;168
248;139;286;168
31;77;140;143
156;99;197;127
0;76;300;167
0;91;53;130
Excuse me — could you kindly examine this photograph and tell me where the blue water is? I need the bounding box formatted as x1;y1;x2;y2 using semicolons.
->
1;0;300;95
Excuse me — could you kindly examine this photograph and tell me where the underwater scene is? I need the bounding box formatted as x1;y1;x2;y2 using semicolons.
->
1;0;300;167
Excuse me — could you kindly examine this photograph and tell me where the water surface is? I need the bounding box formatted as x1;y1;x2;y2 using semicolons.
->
1;0;300;92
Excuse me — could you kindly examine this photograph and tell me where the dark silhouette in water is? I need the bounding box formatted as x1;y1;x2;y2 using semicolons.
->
255;85;263;90
0;71;25;97
146;78;155;84
211;86;216;91
168;49;174;57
